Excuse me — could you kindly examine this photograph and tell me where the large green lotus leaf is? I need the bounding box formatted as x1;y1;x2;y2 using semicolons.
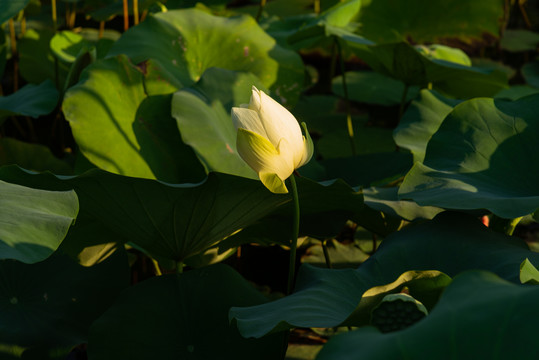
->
363;186;443;222
522;61;539;89
399;95;539;219
316;271;539;360
393;89;462;163
0;0;30;25
0;180;78;264
77;28;121;60
18;29;69;86
357;0;503;44
0;250;129;346
88;264;283;360
319;152;412;188
495;85;539;101
286;0;364;48
62;46;96;94
63;55;206;183
230;212;539;338
171;68;264;179
314;0;360;27
500;29;539;52
520;258;539;285
286;176;365;239
343;270;451;326
332;71;419;106
141;58;182;96
0;166;289;263
0;80;59;123
417;44;471;66
108;8;304;105
218;176;364;251
347;41;508;98
50;30;91;63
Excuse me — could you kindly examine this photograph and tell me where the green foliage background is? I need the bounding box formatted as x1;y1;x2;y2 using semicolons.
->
0;0;538;359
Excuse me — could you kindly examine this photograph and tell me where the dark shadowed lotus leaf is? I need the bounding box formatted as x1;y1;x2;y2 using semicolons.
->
316;271;539;360
494;85;539;101
0;80;59;124
18;29;69;86
319;152;412;188
332;71;419;106
0;250;129;347
0;166;289;264
393;89;462;163
357;0;503;44
88;264;283;360
347;42;508;98
522;61;539;89
501;29;539;52
0;0;30;24
363;186;443;221
0;138;72;175
230;212;539;338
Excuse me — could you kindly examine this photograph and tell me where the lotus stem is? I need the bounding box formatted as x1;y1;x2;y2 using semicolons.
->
69;2;77;29
20;16;26;35
51;0;57;30
98;21;105;39
336;38;356;156
329;40;338;89
140;10;149;22
123;0;129;31
177;261;184;274
314;0;321;13
371;232;378;253
519;0;532;29
8;19;18;92
286;174;300;295
152;258;162;276
133;0;139;25
322;240;332;268
256;0;267;22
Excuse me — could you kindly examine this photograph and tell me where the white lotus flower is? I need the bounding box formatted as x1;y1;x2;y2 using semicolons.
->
231;86;314;194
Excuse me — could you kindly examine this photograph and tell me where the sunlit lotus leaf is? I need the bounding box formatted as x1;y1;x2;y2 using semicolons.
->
0;180;78;264
108;8;304;105
63;55;205;183
399;95;539;218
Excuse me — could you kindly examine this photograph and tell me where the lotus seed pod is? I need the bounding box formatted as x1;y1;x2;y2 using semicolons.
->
371;293;428;333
